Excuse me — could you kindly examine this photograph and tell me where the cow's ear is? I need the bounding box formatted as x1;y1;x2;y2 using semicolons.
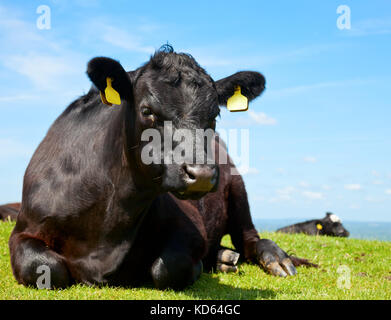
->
215;71;265;107
86;57;132;105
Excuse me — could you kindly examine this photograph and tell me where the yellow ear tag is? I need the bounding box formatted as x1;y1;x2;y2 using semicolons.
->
316;224;323;230
100;91;112;106
227;86;248;112
104;77;121;105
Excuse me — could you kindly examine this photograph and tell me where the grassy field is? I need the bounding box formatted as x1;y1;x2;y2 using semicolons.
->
1;220;390;300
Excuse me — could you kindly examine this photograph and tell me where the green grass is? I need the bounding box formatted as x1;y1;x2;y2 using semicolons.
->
1;220;390;300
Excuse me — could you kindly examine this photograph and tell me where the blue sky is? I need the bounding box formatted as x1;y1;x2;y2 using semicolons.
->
0;0;390;222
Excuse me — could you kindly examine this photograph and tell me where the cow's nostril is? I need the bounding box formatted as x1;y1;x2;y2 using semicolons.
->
184;167;196;180
183;164;216;192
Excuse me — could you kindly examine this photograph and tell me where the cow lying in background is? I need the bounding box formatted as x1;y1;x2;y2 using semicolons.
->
0;203;20;221
9;46;314;290
276;213;350;237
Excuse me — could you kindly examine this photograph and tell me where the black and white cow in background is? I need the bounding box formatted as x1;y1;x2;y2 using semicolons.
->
277;213;350;237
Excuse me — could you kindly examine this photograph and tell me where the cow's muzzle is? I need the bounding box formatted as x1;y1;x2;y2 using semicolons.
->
183;164;218;192
172;164;219;200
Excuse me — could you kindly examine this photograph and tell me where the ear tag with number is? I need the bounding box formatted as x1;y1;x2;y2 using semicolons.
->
227;86;248;112
100;77;121;106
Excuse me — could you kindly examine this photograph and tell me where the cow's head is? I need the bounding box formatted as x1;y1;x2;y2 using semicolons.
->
87;46;265;200
319;213;350;237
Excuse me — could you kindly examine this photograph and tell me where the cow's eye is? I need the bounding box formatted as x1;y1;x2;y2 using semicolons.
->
141;107;154;117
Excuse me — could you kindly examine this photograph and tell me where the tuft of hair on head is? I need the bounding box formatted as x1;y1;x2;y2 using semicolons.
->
147;43;213;88
158;42;174;53
326;213;341;223
150;44;198;70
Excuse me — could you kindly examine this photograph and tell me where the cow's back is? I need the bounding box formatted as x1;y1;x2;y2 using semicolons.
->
0;203;20;221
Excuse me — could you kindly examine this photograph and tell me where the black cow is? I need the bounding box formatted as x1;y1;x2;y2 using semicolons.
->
276;213;350;237
0;203;20;221
9;46;313;290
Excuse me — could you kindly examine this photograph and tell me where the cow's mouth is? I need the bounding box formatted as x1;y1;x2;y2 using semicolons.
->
171;190;209;200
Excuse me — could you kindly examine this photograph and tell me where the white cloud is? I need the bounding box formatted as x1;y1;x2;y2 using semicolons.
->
303;156;317;163
184;43;338;69
269;186;296;203
0;139;35;158
267;78;375;98
302;191;323;200
385;189;391;195
0;6;158;93
194;55;236;68
322;185;332;190
236;166;260;175
252;195;266;202
277;186;296;195
0;6;86;91
349;18;391;37
365;196;382;203
371;170;380;177
100;25;155;54
270;195;292;202
248;111;277;126
298;181;310;188
4;54;81;90
344;184;362;191
0;94;40;102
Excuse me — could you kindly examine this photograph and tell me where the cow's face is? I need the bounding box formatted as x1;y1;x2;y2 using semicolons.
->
87;48;265;200
321;213;350;237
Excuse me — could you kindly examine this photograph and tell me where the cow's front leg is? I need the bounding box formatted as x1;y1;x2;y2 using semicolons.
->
255;239;297;277
151;247;202;290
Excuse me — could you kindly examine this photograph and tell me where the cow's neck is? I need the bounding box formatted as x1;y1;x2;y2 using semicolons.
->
104;103;159;216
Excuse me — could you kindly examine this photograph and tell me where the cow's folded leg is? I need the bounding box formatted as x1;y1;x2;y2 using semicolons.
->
151;249;202;290
9;234;71;289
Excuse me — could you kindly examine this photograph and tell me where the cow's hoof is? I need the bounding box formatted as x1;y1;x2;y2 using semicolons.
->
217;263;238;273
256;239;297;277
217;249;240;266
